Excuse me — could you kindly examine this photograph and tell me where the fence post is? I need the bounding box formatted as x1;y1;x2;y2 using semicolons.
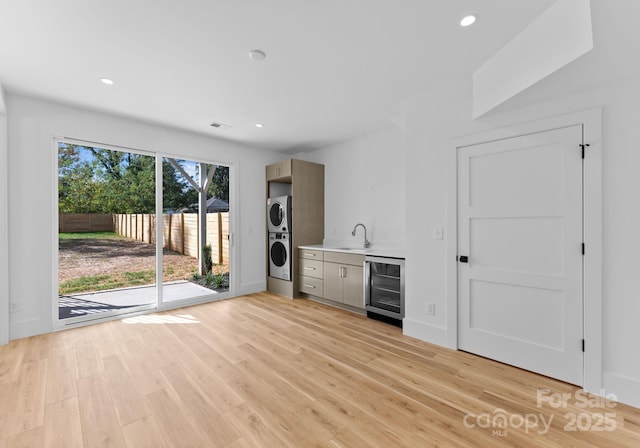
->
217;212;223;264
181;213;185;254
167;214;172;251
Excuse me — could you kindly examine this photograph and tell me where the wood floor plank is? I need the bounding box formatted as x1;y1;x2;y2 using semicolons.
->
0;381;18;438
116;337;169;396
160;362;241;446
45;345;77;405
102;359;151;427
2;292;640;447
3;426;44;448
224;403;295;448
120;415;169;448
43;395;84;448
74;343;103;379
77;375;125;448
144;387;209;448
0;338;26;385
159;337;245;413
7;359;48;437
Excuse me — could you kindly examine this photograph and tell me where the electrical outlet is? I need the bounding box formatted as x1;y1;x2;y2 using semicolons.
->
426;302;435;315
9;302;17;313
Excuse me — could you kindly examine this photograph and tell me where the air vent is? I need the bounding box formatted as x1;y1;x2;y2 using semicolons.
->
210;122;232;130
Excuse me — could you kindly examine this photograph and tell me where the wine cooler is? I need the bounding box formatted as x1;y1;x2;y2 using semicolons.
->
364;256;405;324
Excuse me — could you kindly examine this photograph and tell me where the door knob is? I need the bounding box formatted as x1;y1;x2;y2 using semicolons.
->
458;255;469;263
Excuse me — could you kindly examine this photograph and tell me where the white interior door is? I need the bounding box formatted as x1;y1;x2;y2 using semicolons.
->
457;125;584;385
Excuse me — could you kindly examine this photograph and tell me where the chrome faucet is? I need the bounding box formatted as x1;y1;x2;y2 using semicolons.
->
351;223;370;248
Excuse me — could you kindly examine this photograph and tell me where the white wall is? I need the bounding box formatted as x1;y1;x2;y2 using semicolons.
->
6;94;275;340
0;85;8;345
299;126;406;250
403;57;640;410
299;1;640;409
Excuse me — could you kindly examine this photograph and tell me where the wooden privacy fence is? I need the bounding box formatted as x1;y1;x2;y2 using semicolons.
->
59;213;115;233
113;213;230;264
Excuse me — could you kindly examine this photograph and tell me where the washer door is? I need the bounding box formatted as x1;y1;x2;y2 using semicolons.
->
270;241;287;267
269;202;284;229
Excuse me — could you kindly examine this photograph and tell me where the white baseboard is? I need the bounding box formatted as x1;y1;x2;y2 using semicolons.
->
603;372;640;409
403;318;448;348
237;281;266;297
10;317;47;341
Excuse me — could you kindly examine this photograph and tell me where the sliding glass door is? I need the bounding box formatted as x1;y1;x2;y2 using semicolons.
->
57;141;157;324
56;139;233;326
160;157;231;306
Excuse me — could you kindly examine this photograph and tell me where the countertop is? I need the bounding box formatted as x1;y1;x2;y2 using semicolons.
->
298;244;405;259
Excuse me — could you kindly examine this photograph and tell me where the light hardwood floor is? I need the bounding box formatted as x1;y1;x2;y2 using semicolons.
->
1;292;639;447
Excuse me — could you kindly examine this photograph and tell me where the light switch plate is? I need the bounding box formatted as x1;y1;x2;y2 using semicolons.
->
426;302;435;315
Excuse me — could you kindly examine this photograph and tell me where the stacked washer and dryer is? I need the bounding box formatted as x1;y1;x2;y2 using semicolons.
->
267;196;292;281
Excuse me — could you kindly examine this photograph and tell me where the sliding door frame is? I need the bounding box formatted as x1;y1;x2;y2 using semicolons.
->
52;137;237;329
156;152;236;311
53;137;160;328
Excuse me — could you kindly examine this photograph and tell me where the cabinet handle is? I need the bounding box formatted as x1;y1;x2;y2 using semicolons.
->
304;284;316;289
304;267;316;271
340;267;346;277
304;253;316;257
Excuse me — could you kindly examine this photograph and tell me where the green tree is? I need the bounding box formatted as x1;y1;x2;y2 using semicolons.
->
58;144;227;214
162;160;195;211
208;165;230;202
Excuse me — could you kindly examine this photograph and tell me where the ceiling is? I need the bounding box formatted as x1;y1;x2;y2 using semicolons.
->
0;0;559;152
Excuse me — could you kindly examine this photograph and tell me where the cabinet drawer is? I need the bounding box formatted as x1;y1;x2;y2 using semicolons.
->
324;251;365;266
299;258;323;279
299;248;324;261
299;275;323;296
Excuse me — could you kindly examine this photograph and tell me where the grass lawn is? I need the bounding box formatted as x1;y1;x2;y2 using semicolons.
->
58;268;176;295
58;233;199;295
59;231;125;240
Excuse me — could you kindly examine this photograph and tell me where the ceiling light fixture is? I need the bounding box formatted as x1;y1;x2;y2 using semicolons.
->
255;123;264;128
100;77;115;85
460;14;477;27
248;49;266;61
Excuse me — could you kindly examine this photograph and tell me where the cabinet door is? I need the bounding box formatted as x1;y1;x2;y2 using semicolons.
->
342;265;364;309
266;160;292;181
323;262;343;302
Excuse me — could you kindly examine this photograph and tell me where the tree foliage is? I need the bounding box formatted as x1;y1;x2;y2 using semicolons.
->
58;144;229;214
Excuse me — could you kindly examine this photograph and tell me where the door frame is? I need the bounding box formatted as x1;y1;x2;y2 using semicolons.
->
446;108;602;394
53;137;161;328
156;152;237;311
52;138;237;329
0;101;8;345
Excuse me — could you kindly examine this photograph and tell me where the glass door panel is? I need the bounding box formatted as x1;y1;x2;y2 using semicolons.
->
161;157;230;305
57;141;157;324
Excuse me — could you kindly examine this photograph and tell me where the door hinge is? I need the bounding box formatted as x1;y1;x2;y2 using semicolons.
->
582;243;585;255
580;143;590;159
582;339;585;352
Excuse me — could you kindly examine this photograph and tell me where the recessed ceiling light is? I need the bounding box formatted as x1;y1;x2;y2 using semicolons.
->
100;78;115;85
248;49;266;61
460;14;477;27
255;123;264;128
